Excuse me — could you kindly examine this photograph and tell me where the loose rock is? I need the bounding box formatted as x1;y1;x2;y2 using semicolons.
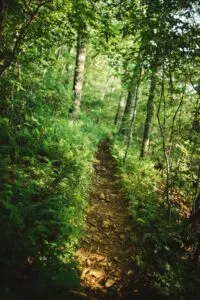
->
100;192;106;200
127;270;134;276
76;141;137;298
119;234;125;240
105;278;115;288
102;220;110;229
89;269;105;280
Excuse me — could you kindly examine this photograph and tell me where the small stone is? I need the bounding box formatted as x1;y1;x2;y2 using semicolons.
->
100;261;108;267
105;278;115;288
102;220;110;229
96;255;105;262
90;226;96;233
100;192;106;200
111;193;116;198
89;269;105;280
125;227;132;232
95;165;101;171
114;256;119;262
127;270;134;276
119;234;125;240
81;268;90;278
86;258;91;266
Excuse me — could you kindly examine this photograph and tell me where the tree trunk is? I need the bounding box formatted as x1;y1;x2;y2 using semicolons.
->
119;91;133;134
114;93;124;125
123;66;142;163
157;68;171;223
140;67;157;158
0;0;6;34
119;58;142;135
0;2;46;76
72;30;86;120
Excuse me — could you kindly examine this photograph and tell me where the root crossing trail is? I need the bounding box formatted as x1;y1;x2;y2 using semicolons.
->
75;141;141;299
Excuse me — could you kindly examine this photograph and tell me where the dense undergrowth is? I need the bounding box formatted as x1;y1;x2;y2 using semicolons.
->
112;139;199;299
1;2;199;298
0;111;109;298
0;16;117;296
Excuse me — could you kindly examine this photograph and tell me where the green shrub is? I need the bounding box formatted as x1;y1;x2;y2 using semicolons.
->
112;138;188;298
0;114;101;294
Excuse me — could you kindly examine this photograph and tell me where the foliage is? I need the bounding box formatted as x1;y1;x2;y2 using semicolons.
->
112;139;195;298
0;0;199;298
0;2;111;293
0;113;101;291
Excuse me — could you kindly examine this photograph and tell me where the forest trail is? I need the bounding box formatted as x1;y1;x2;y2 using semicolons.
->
73;141;144;299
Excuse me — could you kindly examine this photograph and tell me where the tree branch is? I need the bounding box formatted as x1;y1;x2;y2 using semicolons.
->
0;0;50;76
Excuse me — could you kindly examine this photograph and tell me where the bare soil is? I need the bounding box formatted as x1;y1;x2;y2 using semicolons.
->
73;141;146;299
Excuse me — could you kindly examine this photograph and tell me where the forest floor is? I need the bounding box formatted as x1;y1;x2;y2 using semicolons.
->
70;141;155;300
4;140;162;300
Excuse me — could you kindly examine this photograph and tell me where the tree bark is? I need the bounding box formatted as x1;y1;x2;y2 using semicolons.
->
119;91;133;134
0;1;47;76
157;67;171;223
0;0;7;34
123;66;142;163
119;58;142;135
72;30;86;120
140;67;157;158
114;93;124;125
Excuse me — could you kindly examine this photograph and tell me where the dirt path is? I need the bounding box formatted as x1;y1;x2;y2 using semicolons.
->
74;141;142;299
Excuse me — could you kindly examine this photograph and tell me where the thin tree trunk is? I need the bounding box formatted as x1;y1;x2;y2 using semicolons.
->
119;91;133;134
119;58;142;135
123;66;142;163
157;67;171;223
140;67;157;158
0;1;47;76
0;0;7;34
193;165;200;215
114;93;124;125
64;47;73;87
169;80;186;186
72;30;86;120
101;71;112;101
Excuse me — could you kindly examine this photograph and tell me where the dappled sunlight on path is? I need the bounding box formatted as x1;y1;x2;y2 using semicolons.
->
75;141;142;299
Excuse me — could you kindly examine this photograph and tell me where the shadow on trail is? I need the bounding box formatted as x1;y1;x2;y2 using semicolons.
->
73;140;163;300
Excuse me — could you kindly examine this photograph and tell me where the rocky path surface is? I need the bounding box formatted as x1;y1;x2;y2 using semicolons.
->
74;141;141;299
